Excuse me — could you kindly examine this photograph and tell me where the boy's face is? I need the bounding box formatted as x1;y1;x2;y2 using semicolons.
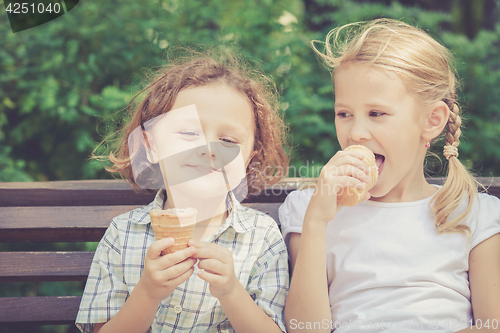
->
146;84;256;202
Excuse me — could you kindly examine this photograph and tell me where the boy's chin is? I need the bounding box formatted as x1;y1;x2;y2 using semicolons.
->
170;182;230;201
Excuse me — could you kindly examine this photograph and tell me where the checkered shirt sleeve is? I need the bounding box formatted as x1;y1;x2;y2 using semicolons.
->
245;213;289;332
75;218;130;333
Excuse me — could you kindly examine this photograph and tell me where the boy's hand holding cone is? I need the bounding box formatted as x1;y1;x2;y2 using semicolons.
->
149;208;198;255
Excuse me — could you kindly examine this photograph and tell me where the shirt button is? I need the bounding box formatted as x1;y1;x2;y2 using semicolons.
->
173;304;182;314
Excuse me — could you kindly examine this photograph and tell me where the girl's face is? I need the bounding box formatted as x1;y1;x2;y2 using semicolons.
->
333;62;429;202
148;84;256;201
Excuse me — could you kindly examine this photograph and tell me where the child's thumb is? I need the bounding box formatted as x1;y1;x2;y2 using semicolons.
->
148;237;174;258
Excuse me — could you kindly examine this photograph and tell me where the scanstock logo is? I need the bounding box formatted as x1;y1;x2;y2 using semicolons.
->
4;0;79;33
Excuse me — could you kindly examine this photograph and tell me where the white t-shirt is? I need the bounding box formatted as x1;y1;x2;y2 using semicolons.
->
279;187;500;333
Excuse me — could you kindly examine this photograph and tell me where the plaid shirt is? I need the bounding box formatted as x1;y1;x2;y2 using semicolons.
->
76;191;288;333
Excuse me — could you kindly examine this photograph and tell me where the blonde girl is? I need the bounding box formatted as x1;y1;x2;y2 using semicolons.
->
280;19;500;332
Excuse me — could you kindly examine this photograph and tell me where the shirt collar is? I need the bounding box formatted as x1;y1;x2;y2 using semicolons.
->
140;190;255;234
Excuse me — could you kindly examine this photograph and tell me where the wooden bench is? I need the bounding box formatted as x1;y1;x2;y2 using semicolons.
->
1;177;499;328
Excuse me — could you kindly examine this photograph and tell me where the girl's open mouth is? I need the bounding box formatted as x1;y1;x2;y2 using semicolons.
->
375;154;385;175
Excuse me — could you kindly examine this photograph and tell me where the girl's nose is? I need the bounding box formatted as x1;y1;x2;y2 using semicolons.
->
349;119;372;142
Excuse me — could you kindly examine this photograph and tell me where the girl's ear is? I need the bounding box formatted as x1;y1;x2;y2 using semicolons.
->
422;101;450;141
142;130;158;163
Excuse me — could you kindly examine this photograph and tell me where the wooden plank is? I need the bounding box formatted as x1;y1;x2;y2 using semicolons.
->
0;205;141;242
0;178;316;207
0;296;81;325
0;252;94;282
0;203;282;242
1;178;498;207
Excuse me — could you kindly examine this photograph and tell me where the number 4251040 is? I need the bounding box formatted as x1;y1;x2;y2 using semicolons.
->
5;2;62;14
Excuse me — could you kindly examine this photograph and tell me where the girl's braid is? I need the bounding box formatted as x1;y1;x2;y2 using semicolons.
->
443;104;461;160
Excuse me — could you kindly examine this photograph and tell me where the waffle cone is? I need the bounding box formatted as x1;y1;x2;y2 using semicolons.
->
149;208;197;255
337;145;378;207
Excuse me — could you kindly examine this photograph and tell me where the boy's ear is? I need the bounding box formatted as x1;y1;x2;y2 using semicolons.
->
422;101;450;141
142;130;158;164
245;150;258;168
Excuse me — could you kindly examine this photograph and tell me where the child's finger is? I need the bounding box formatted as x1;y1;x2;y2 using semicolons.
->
322;164;372;184
188;240;231;261
159;246;197;268
147;237;175;259
187;239;210;248
194;245;231;264
166;265;195;286
197;269;223;285
330;150;368;166
161;257;197;280
328;151;372;175
315;175;366;197
198;258;225;275
361;191;371;202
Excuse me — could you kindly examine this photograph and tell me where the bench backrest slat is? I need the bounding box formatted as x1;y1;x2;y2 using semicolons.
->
0;203;281;243
0;179;309;207
0;252;94;282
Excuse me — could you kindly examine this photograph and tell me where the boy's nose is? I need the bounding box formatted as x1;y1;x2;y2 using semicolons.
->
195;142;240;170
195;144;214;159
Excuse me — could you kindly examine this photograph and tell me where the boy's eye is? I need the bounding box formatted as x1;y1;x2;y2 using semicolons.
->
220;137;238;147
179;131;200;140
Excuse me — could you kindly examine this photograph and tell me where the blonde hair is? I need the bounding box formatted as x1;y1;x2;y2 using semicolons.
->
314;18;480;237
94;48;288;194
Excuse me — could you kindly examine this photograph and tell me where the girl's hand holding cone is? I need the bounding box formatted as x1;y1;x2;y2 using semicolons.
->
306;147;374;225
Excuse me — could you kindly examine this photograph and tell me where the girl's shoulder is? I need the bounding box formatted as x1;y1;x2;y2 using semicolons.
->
467;192;500;248
279;188;315;217
472;191;500;218
476;191;500;205
278;188;315;235
463;191;500;223
280;187;315;209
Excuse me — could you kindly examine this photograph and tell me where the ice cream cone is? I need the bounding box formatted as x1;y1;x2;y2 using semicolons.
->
149;208;197;255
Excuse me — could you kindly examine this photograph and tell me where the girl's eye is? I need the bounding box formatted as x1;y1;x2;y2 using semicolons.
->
335;112;351;118
370;111;386;117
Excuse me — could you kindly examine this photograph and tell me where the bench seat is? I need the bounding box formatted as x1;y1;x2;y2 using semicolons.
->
1;177;498;327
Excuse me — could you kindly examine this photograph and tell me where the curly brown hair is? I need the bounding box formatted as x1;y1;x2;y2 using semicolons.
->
96;48;288;195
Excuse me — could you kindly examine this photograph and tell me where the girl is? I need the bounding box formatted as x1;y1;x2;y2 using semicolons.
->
76;50;289;333
280;19;500;332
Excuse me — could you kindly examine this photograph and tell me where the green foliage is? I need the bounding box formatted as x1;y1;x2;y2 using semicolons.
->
0;0;297;181
1;0;499;180
441;26;500;174
283;0;500;176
